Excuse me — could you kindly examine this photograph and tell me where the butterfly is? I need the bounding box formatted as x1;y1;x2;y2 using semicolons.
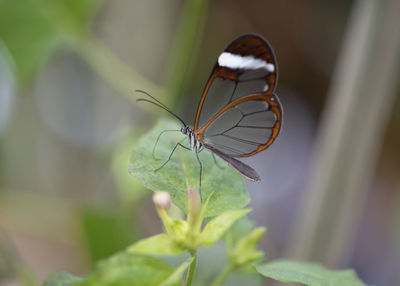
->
137;34;282;195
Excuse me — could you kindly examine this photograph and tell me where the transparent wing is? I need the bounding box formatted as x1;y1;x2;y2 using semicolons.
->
194;34;282;157
199;94;281;157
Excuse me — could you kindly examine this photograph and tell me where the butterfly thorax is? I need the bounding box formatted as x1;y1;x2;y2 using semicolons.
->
181;126;202;152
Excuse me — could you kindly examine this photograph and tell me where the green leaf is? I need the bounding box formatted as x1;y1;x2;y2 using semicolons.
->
44;271;84;286
0;0;103;81
223;216;256;251
128;234;186;256
201;209;251;246
229;227;265;267
112;137;148;205
62;0;103;23
128;119;250;217
78;252;178;286
0;0;61;81
256;260;366;286
160;257;194;286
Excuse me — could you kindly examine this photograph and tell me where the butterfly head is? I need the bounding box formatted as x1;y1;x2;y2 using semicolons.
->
181;126;201;151
181;126;192;135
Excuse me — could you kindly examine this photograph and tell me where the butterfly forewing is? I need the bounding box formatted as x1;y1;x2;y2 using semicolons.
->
194;34;282;158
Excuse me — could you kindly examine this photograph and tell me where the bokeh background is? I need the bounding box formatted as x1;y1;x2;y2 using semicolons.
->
0;0;399;285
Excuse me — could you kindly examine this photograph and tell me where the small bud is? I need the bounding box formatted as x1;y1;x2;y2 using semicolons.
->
153;191;171;208
153;191;173;235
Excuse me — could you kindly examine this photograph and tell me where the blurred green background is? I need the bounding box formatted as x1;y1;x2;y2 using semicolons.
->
0;0;399;285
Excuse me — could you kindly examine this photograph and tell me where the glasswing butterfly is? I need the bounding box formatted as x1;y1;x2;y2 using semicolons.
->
137;34;282;195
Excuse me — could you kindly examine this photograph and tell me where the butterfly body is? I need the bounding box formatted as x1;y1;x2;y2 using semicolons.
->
180;124;260;181
181;126;202;152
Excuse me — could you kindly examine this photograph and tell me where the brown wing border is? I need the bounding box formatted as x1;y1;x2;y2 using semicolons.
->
196;93;282;157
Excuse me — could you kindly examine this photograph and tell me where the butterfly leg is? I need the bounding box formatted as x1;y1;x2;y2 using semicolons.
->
152;129;181;160
195;150;203;201
212;152;225;170
154;142;190;172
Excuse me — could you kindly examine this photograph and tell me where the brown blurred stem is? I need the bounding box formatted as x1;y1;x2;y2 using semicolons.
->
286;0;400;266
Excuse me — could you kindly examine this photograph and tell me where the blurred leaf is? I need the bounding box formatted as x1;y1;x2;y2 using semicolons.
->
128;119;250;217
78;252;178;286
192;242;261;286
228;227;265;268
44;271;84;286
201;209;250;247
112;136;148;205
0;0;103;81
223;215;256;251
82;207;138;263
160;257;194;286
62;0;103;23
0;0;61;81
128;234;186;256
256;260;366;286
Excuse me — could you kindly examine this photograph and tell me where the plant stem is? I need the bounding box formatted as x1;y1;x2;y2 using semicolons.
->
186;251;197;286
164;0;209;104
73;34;165;108
210;264;233;286
41;0;166;110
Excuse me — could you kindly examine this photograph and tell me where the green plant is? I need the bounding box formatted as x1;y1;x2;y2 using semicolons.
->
44;120;366;286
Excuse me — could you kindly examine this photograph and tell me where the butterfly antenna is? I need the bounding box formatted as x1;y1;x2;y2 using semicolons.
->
136;91;187;127
135;90;171;110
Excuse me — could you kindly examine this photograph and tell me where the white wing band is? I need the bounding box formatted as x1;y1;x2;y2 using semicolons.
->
218;52;275;72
